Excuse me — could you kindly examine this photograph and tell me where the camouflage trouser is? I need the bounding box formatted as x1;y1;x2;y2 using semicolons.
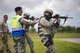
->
25;32;34;53
40;34;55;53
13;35;25;53
0;32;11;53
1;33;8;50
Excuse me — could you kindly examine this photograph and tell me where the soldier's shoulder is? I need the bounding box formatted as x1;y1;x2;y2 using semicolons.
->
40;16;44;18
40;16;45;20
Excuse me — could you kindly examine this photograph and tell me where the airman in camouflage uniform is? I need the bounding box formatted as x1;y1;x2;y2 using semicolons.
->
12;7;38;53
23;13;38;53
0;15;11;53
38;9;60;53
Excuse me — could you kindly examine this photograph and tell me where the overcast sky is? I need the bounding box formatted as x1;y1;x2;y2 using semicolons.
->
0;0;80;31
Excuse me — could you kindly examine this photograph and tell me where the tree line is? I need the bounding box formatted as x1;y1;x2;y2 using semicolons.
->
30;26;80;33
57;26;80;33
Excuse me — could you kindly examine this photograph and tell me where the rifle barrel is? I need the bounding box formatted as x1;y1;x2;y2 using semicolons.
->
59;16;73;19
53;16;73;19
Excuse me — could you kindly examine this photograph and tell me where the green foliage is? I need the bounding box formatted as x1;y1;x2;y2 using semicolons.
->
76;27;80;33
57;26;80;33
54;33;80;38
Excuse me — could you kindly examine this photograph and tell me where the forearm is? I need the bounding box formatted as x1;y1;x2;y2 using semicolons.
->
19;18;38;25
53;18;60;28
38;24;44;36
2;24;4;34
19;18;29;25
7;27;10;33
54;18;60;24
29;20;38;25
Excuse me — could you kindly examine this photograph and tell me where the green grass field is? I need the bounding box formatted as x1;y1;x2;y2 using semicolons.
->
54;33;80;38
0;33;80;53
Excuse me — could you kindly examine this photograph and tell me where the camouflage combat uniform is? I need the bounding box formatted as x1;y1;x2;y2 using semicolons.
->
13;35;25;53
0;21;11;53
12;16;38;53
38;17;60;53
25;23;34;53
